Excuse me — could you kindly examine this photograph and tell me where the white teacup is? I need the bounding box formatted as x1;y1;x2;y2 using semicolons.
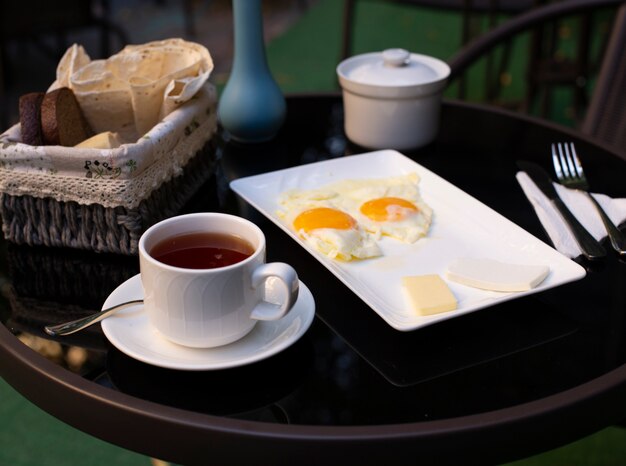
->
138;213;299;348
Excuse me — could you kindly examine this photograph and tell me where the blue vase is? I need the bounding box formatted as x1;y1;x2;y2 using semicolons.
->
218;0;286;143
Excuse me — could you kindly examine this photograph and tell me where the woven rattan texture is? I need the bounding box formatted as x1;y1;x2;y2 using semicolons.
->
0;140;217;254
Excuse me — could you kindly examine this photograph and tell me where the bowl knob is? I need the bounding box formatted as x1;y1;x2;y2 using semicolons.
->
382;48;410;67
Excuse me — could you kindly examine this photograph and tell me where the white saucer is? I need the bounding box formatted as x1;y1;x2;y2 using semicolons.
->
101;274;315;371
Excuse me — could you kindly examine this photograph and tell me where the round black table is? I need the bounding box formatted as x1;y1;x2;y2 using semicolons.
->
1;94;626;466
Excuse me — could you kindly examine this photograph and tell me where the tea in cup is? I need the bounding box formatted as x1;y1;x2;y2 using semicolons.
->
138;213;299;348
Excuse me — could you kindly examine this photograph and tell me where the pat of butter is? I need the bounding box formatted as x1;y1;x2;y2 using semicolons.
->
74;131;121;149
446;258;549;292
402;274;457;316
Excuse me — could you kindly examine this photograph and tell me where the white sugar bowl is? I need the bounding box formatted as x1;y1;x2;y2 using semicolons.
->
337;48;450;151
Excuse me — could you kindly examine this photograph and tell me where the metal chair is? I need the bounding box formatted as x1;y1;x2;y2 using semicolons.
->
448;0;626;159
341;0;538;59
340;0;538;98
581;3;626;154
0;0;128;128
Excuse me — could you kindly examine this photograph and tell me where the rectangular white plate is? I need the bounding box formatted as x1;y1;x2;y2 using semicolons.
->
230;150;586;331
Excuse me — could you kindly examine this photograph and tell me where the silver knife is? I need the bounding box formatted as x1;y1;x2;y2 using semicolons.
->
517;160;606;260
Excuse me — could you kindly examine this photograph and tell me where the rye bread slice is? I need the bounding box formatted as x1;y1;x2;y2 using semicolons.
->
41;87;94;146
19;92;45;146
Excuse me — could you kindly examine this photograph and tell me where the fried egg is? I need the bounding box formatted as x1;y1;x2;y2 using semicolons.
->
331;174;432;243
278;197;381;261
278;173;431;260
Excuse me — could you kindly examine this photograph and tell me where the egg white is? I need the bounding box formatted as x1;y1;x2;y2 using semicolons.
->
277;197;381;261
328;174;433;243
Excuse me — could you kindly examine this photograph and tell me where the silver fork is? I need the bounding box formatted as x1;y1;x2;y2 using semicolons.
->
552;142;626;256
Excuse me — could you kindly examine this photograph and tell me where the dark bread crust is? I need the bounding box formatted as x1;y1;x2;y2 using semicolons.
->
19;92;45;146
41;87;93;146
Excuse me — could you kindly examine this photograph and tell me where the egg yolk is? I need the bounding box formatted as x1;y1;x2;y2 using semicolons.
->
293;207;357;233
360;197;418;222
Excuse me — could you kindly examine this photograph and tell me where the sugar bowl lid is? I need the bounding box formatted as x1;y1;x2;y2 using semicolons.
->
336;48;450;98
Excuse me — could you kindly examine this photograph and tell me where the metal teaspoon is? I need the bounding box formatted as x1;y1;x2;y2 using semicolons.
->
44;300;144;336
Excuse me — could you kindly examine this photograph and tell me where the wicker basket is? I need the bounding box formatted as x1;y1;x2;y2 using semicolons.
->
0;85;218;255
0;141;217;254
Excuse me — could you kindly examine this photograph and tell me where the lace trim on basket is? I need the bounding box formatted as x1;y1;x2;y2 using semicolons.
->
0;113;217;209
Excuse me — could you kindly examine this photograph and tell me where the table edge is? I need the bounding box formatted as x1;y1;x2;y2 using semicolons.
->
2;320;626;463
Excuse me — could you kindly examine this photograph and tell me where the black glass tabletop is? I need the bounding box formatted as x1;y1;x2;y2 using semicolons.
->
1;94;626;465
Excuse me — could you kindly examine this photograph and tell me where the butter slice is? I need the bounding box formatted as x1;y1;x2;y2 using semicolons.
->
74;131;121;149
446;258;549;292
402;274;457;316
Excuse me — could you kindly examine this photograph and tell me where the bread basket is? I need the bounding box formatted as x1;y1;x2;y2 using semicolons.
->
0;84;218;255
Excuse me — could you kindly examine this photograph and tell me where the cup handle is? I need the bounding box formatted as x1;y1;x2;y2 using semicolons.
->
250;262;299;321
